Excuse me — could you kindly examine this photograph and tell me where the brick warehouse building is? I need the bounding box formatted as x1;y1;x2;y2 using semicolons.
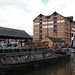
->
33;12;75;45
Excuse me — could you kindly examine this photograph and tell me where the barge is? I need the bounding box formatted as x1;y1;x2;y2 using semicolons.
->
0;46;71;72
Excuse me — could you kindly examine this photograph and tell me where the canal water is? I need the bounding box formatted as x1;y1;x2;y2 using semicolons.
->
0;53;75;75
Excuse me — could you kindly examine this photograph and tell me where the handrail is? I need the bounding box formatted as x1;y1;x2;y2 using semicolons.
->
0;46;49;53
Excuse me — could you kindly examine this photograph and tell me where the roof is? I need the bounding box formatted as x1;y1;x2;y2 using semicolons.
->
0;27;32;39
46;15;51;18
33;14;45;21
33;11;74;22
47;37;65;43
65;16;73;21
57;38;65;43
0;38;5;41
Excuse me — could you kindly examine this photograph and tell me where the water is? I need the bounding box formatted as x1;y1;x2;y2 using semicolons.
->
0;53;75;75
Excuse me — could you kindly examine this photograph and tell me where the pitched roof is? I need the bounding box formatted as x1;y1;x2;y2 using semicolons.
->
65;16;73;21
0;27;32;39
33;14;45;21
0;38;5;41
57;38;65;43
46;15;51;18
48;37;65;43
48;37;58;42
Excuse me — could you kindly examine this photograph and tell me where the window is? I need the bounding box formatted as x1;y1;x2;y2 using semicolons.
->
47;28;49;31
61;37;63;39
46;19;47;22
40;26;42;29
43;32;45;35
35;32;36;35
54;19;57;21
47;24;49;26
35;29;36;31
61;31;63;34
58;18;60;20
51;23;52;25
51;31;52;34
61;22;63;25
58;31;60;34
44;19;45;22
40;16;42;19
43;28;45;31
35;37;36;40
51;28;52;30
58;26;60;29
61;26;63;29
58;22;60;25
48;32;49;35
51;19;52;21
40;30;42;33
54;23;57;25
54;25;57;28
48;19;50;22
58;14;60;17
54;15;57;17
54;29;57;33
61;18;63;20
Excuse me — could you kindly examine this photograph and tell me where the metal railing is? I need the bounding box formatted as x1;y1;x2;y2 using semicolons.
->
0;46;48;53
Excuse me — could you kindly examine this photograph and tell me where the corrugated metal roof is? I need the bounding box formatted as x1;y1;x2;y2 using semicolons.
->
0;27;32;39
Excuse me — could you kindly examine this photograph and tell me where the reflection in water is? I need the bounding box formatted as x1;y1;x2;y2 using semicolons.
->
24;61;72;75
71;53;75;75
1;53;75;75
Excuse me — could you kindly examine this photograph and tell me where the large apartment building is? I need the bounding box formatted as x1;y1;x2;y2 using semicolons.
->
33;12;75;44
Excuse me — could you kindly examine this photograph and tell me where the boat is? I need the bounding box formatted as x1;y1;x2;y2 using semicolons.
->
0;41;71;72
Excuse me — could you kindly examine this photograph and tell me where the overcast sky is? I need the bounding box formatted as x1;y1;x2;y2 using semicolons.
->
0;0;75;35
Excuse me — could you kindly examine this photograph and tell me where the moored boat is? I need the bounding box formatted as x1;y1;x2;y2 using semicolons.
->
0;43;71;72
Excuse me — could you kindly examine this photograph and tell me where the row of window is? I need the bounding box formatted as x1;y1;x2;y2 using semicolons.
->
34;37;38;40
34;31;63;35
35;19;63;23
58;26;63;29
34;28;38;31
34;26;63;31
58;31;63;34
34;18;63;23
34;32;38;35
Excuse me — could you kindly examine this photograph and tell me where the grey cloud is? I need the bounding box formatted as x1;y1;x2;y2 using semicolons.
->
0;0;28;8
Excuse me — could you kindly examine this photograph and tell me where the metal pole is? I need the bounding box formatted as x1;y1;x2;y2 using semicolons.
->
20;47;21;52
3;47;4;53
8;39;9;47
